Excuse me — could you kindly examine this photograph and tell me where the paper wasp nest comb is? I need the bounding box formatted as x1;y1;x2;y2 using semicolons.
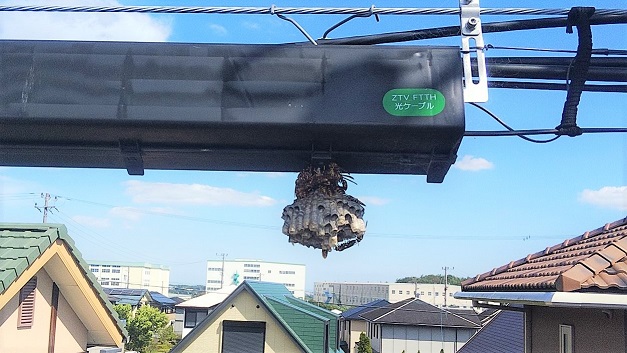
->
282;163;366;258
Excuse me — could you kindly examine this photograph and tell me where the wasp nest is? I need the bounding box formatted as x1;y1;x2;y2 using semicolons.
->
282;163;366;258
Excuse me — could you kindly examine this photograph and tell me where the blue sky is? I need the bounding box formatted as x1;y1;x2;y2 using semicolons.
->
0;0;626;290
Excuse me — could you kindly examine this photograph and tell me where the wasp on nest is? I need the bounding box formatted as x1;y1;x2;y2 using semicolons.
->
281;162;366;258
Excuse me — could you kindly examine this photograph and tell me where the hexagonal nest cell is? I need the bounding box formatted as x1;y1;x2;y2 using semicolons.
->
281;163;366;258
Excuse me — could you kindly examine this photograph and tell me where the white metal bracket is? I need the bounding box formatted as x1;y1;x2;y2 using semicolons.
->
460;0;488;102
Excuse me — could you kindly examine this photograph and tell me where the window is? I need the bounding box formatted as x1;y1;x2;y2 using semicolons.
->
449;293;453;296
207;279;221;284
112;269;121;273
101;281;110;285
222;321;265;353
112;282;120;286
406;291;410;294
18;277;37;328
91;268;99;272
428;292;432;295
184;309;208;328
101;268;110;273
420;291;424;295
559;324;573;353
391;290;395;294
279;270;296;275
435;292;439;296
208;267;222;271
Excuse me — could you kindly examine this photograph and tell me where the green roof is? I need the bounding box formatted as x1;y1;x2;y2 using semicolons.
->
172;281;339;353
0;223;127;339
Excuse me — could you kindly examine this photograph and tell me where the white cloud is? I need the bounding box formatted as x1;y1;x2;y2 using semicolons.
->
357;196;391;206
453;155;494;171
242;21;261;30
580;186;627;211
0;0;171;42
72;215;110;228
124;180;277;207
0;175;38;194
109;206;143;221
209;23;227;36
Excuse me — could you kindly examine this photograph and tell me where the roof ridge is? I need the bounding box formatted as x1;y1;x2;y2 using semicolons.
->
372;298;416;322
442;308;481;327
463;216;627;287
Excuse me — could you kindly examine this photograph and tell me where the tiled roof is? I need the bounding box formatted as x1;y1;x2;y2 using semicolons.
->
341;299;390;320
359;298;481;329
457;310;524;353
463;217;627;292
0;224;126;339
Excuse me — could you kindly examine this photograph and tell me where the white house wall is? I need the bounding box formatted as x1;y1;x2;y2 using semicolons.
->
377;325;475;353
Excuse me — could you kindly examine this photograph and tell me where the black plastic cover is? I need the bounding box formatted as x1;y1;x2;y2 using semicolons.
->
0;41;464;182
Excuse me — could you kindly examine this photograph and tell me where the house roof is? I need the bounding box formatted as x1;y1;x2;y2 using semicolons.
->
457;310;524;353
149;291;176;306
103;288;175;307
462;217;627;293
0;223;127;345
103;288;150;306
359;298;481;329
341;299;390;320
172;281;341;353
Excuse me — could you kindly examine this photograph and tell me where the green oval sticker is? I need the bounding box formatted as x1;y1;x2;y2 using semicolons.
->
382;88;446;117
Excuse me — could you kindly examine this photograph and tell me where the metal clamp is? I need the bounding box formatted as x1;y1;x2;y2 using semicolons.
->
460;0;488;102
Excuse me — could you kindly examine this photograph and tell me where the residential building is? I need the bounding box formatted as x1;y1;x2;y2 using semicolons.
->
0;223;126;352
171;280;342;353
360;298;481;353
457;216;627;353
206;259;305;298
314;282;472;308
339;299;390;353
174;285;238;338
457;310;524;353
88;261;170;296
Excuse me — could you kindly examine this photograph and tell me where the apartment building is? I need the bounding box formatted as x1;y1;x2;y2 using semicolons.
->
206;259;305;298
88;261;170;296
314;282;472;308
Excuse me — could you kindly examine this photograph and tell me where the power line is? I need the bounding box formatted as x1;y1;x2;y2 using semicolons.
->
0;6;624;17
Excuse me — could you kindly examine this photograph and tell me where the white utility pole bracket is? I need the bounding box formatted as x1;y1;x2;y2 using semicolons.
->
460;0;488;102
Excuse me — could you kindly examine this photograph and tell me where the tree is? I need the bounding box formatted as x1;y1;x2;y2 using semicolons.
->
126;305;169;353
356;332;372;353
395;274;470;286
113;303;132;321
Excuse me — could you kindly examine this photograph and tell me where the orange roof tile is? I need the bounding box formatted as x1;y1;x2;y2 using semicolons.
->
463;217;627;293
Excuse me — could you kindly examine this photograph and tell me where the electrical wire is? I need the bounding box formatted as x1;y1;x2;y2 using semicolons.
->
0;6;625;16
485;44;627;56
319;13;627;44
468;103;561;143
51;195;563;241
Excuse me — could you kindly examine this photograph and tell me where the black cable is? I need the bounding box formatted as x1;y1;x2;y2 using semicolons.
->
468;103;561;143
556;7;596;137
488;80;627;93
318;13;627;45
486;45;627;56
